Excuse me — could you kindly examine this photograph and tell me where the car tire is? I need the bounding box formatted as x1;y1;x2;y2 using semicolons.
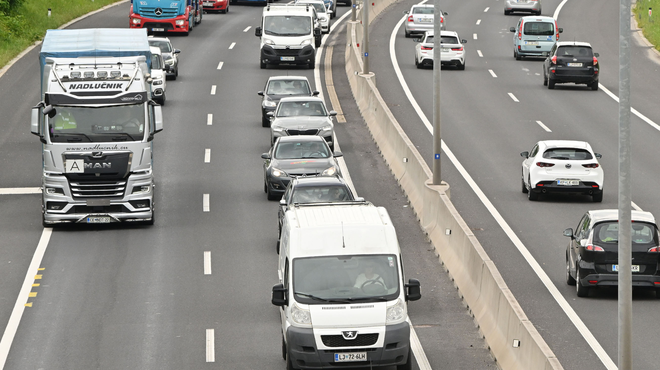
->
543;71;548;86
457;61;465;70
527;182;538;201
267;185;279;201
397;348;413;370
592;191;603;202
590;81;599;91
504;10;510;15
281;335;287;360
264;180;268;194
260;59;267;69
548;79;555;89
576;266;590;297
415;57;422;69
521;178;528;193
656;288;660;299
405;29;410;38
515;50;521;61
262;116;270;128
566;254;576;286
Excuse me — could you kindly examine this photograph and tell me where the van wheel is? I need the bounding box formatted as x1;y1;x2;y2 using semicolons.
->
286;350;297;370
281;335;287;360
515;51;521;61
397;348;413;370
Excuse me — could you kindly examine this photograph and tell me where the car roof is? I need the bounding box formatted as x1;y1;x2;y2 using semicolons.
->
555;41;592;48
279;96;325;103
268;76;309;82
292;176;348;187
588;209;656;225
148;36;172;43
412;4;434;8
537;140;591;150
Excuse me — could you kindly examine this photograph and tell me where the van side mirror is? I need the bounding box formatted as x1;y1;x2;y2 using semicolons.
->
563;228;574;239
405;279;421;301
271;284;287;306
255;26;262;37
333;151;343;158
510;27;515;32
558;28;563;33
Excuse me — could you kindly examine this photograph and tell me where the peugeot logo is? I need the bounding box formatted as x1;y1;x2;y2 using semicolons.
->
154;7;163;16
341;331;358;340
565;164;572;169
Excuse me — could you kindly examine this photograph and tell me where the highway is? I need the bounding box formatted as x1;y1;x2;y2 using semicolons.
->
369;1;660;370
0;1;498;369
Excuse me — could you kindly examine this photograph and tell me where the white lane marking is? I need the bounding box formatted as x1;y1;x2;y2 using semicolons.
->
207;114;213;126
536;120;552;132
484;7;490;12
477;50;483;58
632;202;642;211
203;194;210;212
508;93;519;102
473;33;478;40
210;85;216;95
476;19;481;26
0;228;52;369
600;84;660;132
204;251;212;275
488;69;497;78
554;0;569;20
243;26;251;32
391;9;617;370
228;42;236;50
206;329;215;362
0;187;41;195
204;149;211;163
217;61;224;70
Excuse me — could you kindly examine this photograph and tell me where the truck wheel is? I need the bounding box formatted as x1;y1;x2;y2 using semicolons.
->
281;336;287;360
396;348;413;370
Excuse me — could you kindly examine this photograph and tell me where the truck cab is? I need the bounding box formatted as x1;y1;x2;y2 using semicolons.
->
130;0;203;35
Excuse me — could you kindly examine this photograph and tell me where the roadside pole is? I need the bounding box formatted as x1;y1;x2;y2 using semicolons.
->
362;1;369;74
618;0;632;369
432;3;441;184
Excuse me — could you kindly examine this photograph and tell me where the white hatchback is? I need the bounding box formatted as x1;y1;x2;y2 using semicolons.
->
520;140;604;201
414;30;466;70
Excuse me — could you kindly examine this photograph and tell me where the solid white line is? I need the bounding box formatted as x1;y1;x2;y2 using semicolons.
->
407;318;431;370
391;9;617;370
477;50;483;58
508;92;519;102
484;7;490;12
476;19;481;26
536;120;552;132
203;194;210;212
206;329;215;362
632;202;642;211
217;61;224;70
600;84;660;132
210;85;216;95
0;187;41;195
473;33;478;40
204;251;212;275
228;42;236;50
204;149;211;163
243;26;251;32
554;0;569;20
0;228;52;369
207;114;213;126
488;69;497;78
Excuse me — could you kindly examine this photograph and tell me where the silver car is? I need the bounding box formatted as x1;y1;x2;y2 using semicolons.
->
269;96;337;150
504;0;542;16
148;36;180;80
404;4;447;38
414;30;467;70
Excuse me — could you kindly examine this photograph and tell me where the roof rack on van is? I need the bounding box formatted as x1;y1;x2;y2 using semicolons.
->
266;3;310;12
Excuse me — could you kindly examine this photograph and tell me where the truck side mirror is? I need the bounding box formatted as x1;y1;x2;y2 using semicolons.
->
271;284;287;306
153;105;164;134
31;106;44;141
405;279;421;301
255;26;262;37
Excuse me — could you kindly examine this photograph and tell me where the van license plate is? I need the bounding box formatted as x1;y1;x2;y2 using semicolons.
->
613;265;640;272
280;56;295;61
87;216;111;224
557;179;579;186
334;352;367;362
525;41;539;46
152;28;165;32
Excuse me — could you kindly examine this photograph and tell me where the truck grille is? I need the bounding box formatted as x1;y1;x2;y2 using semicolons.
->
321;334;378;347
139;7;179;18
70;181;127;199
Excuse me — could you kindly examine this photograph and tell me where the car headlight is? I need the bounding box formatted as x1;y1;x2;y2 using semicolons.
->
271;168;288;178
263;38;276;46
319;124;333;133
263;100;277;108
132;18;141;25
386;298;407;324
271;124;285;133
152;79;163;86
176;20;185;26
291;303;311;326
321;166;338;176
300;39;312;46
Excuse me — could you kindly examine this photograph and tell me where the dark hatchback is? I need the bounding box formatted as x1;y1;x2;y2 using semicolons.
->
257;76;318;127
543;41;599;90
564;209;660;297
262;136;342;201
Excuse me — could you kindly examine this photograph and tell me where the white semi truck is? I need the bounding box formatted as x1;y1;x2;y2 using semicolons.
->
31;29;163;226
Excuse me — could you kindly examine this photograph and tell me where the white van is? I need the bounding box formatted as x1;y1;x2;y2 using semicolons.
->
255;3;322;69
510;15;562;60
272;202;421;370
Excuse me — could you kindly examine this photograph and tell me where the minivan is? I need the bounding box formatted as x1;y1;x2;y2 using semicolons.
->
510;16;562;60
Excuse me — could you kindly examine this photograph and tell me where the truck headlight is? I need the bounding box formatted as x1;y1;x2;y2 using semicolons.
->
176;19;185;26
321;166;338;176
132;185;152;195
386;298;407;323
291;303;311;326
45;187;65;195
132;18;141;25
271;168;288;178
300;39;312;46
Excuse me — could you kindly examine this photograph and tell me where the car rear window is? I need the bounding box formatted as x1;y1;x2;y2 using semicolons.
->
523;21;554;36
440;36;458;44
557;46;592;57
542;148;593;160
593;222;658;245
413;7;434;14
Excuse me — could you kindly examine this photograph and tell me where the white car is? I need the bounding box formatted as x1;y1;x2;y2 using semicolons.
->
149;46;167;105
148;36;180;80
414;30;466;70
295;0;331;34
520;140;604;202
404;4;447;38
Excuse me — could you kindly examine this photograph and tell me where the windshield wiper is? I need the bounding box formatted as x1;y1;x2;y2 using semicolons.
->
51;133;93;142
295;292;353;303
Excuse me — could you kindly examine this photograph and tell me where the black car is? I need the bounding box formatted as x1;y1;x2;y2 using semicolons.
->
262;136;342;201
257;76;319;127
564;209;660;297
543;41;599;90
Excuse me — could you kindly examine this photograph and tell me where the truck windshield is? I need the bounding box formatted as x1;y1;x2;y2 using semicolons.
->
48;104;146;143
292;254;400;304
264;15;312;37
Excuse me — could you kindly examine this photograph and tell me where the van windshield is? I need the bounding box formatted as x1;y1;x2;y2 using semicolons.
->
292;254;400;304
523;21;554;36
264;15;312;37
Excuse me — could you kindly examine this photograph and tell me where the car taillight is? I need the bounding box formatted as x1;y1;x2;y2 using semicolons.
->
421;46;432;50
535;162;555;168
586;245;605;252
551;56;557;64
451;47;463;51
518;22;523;40
555;20;560;39
648;246;660;253
440;17;444;24
408;15;413;22
582;163;599;168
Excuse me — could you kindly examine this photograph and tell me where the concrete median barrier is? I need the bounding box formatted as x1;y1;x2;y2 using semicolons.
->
343;2;563;370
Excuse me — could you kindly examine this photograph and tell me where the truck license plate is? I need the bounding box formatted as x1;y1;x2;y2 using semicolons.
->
334;352;367;362
87;216;111;224
280;56;295;61
152;28;165;32
613;265;640;272
557;179;579;186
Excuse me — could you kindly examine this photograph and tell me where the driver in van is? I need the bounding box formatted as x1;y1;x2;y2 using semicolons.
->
354;261;386;290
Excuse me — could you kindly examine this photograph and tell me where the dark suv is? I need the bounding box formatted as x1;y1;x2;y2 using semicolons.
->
564;209;660;297
543;41;599;90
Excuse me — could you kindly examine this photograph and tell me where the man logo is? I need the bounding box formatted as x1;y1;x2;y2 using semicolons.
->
341;331;358;340
155;7;163;16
